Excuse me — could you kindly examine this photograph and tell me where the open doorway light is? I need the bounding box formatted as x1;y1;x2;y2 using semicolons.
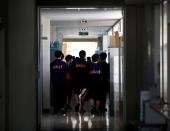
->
62;42;98;57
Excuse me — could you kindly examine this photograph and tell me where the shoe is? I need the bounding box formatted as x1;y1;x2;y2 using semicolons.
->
100;107;107;113
79;109;86;114
53;108;59;114
67;105;72;110
75;104;80;112
67;106;72;111
57;108;66;115
90;107;96;114
95;110;101;115
65;104;72;111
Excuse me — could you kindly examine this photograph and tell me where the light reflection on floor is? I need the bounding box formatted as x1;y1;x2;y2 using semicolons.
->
41;97;124;131
41;111;123;131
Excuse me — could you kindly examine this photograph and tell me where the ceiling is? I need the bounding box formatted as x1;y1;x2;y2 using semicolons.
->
125;0;160;4
41;8;123;39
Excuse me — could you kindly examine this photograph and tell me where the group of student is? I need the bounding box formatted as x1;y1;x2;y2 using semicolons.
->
50;50;109;115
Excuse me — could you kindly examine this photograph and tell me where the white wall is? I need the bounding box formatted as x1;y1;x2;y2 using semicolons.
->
109;48;120;116
56;31;63;49
41;16;51;110
50;26;57;41
102;35;109;52
8;0;36;130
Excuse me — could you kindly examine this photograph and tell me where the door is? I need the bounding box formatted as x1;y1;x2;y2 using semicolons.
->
0;28;5;131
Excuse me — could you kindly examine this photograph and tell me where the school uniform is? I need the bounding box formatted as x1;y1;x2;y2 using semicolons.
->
50;59;68;113
100;61;109;111
88;62;103;100
71;58;88;94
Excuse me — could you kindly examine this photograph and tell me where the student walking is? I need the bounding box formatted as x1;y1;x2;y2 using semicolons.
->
50;50;68;114
65;54;73;110
99;52;110;112
71;50;89;113
88;54;103;114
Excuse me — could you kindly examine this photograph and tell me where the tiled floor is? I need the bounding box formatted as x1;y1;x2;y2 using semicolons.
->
41;96;124;131
41;104;124;131
41;111;124;131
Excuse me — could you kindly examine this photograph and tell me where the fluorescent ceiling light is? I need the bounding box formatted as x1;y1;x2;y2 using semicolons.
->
65;8;97;10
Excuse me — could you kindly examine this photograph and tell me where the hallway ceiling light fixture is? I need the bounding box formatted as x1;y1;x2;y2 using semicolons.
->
80;27;88;31
80;19;88;24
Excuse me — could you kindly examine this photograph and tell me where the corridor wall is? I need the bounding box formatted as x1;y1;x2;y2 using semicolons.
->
8;0;37;130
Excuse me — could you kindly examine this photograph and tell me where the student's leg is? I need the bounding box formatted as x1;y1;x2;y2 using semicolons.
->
74;88;80;112
79;88;87;113
95;100;101;113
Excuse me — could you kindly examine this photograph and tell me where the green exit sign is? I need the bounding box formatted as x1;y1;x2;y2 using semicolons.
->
79;32;88;36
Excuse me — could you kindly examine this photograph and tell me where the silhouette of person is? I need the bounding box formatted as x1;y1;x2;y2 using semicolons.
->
50;50;68;114
71;50;88;113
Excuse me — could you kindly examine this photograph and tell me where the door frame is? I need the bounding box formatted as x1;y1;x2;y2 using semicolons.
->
36;5;125;129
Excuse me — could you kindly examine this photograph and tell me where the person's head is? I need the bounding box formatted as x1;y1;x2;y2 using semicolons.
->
100;52;107;61
92;54;99;62
87;57;91;62
61;53;64;60
65;55;73;63
79;50;86;59
55;50;63;59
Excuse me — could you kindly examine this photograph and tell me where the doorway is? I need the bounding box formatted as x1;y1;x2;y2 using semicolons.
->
38;7;124;131
62;42;98;57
